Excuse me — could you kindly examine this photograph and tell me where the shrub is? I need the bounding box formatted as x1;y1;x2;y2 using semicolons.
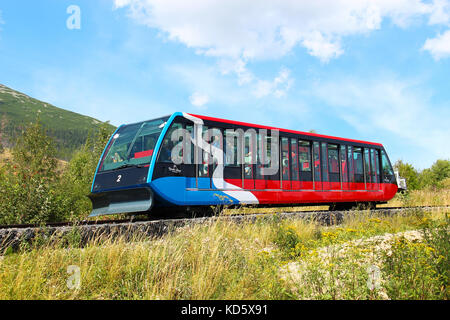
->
381;235;447;299
0;120;67;224
274;224;302;257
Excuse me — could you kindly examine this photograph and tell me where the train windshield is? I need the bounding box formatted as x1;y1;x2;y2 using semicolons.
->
98;117;169;172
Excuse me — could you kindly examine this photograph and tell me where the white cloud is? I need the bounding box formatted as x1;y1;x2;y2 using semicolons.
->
189;92;210;108
301;31;344;63
113;0;450;101
113;0;448;62
253;68;293;98
423;30;450;59
428;0;450;25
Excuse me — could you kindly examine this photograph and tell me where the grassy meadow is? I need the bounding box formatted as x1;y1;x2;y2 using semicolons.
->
0;193;448;300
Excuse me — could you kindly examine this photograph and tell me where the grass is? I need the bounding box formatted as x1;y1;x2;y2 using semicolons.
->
0;203;447;300
381;189;450;208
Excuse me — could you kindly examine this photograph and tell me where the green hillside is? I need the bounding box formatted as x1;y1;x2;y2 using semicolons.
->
0;84;116;159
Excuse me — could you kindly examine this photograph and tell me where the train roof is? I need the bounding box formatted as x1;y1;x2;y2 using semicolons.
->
186;112;383;148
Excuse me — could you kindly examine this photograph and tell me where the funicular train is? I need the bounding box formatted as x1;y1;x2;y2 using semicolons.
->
88;112;400;216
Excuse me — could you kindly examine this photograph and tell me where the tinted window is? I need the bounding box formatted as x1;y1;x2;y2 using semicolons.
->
340;145;348;183
225;129;240;166
99;117;168;172
328;144;339;174
321;143;328;182
353;147;363;175
313;142;321;181
364;148;371;183
291;139;299;181
299;140;311;172
159;122;183;163
381;150;394;176
244;130;256;178
198;126;210;177
281;137;290;181
347;145;354;182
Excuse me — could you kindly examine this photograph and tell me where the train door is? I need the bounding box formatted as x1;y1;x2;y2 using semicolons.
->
264;134;280;189
299;140;313;189
224;129;243;188
364;148;372;190
313;141;321;190
198;125;211;189
290;138;300;190
185;123;196;189
347;146;357;190
328;144;341;190
321;142;330;190
254;132;265;189
371;149;381;191
243;130;256;189
208;127;223;190
281;137;291;190
353;147;365;190
340;145;350;191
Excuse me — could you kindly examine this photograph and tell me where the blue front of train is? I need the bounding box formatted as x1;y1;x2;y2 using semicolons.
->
88;115;172;216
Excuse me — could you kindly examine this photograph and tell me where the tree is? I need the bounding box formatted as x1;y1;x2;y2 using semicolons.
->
419;159;450;189
394;160;419;190
60;122;115;219
0;119;65;224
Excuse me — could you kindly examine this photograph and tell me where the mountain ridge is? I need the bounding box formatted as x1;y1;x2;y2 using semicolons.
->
0;84;116;159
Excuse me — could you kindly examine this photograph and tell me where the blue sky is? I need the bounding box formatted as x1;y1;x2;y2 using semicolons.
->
0;0;449;169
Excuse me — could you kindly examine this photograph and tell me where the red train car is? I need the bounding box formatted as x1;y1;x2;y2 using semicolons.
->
90;112;400;216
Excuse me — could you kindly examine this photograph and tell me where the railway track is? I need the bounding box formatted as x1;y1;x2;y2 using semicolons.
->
0;205;448;253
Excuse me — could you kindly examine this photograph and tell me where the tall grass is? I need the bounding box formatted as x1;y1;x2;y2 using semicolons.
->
0;207;447;300
383;189;450;207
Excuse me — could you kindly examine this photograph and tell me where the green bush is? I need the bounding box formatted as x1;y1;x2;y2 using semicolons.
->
0;119;114;224
274;224;302;257
0;120;66;224
381;233;448;299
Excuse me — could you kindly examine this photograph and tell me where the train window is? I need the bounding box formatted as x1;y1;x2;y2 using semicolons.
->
255;133;264;179
244;130;256;179
159;122;183;163
198;126;210;177
210;127;223;173
364;148;371;183
185;125;194;165
381;150;394;176
328;144;339;174
281;137;290;181
313;141;321;181
374;149;381;182
370;149;378;183
340;145;348;183
290;139;299;181
299;140;311;172
347;145;354;182
321;143;329;182
223;129;242;183
261;134;280;183
353;148;363;174
99;117;170;172
353;147;364;183
225;130;240;166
